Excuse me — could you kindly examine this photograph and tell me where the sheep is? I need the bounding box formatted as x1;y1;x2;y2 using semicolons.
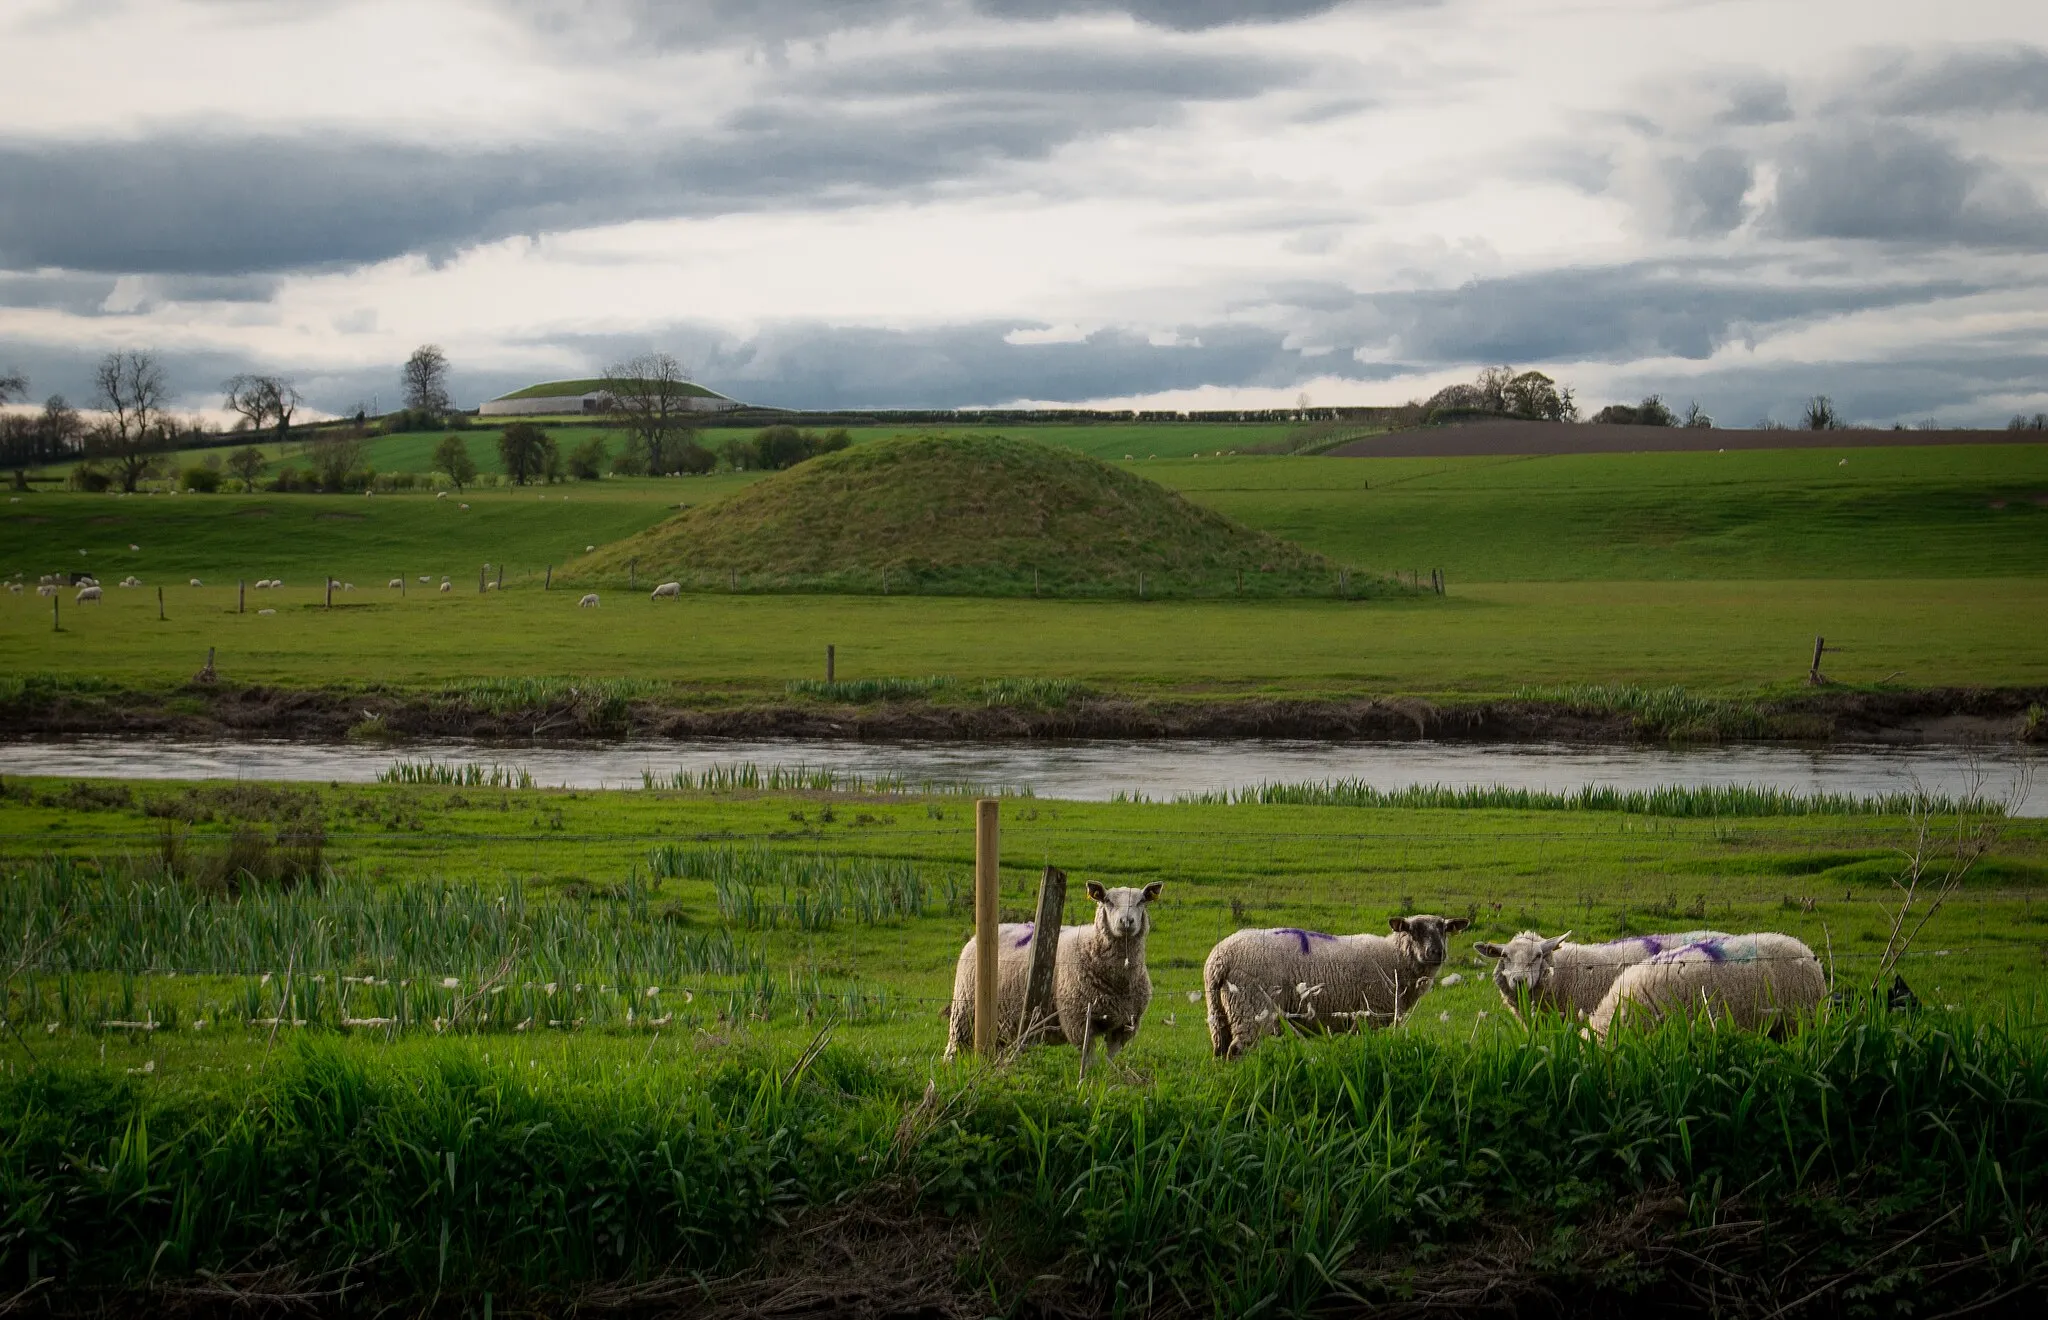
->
75;586;102;603
651;582;681;599
389;578;403;589
1203;913;1468;1058
1587;933;1827;1041
1475;929;1729;1022
436;491;447;500
944;881;1161;1076
439;581;453;593
6;582;19;593
189;578;202;587
419;575;432;583
257;608;276;615
118;576;141;588
577;593;600;608
37;584;57;597
39;575;55;586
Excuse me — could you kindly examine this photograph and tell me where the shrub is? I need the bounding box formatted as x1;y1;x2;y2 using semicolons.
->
181;466;221;493
433;435;479;489
568;436;609;480
69;463;112;492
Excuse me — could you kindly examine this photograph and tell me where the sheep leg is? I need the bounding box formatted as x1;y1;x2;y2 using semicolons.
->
1203;957;1235;1058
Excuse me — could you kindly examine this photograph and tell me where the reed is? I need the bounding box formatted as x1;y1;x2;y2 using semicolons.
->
3;1004;2043;1314
636;760;1027;797
1170;778;2000;817
377;759;536;788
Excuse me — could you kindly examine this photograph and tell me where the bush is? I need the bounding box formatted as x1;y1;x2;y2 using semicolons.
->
181;466;221;493
69;464;112;492
1591;395;1676;426
568;436;609;480
270;465;304;492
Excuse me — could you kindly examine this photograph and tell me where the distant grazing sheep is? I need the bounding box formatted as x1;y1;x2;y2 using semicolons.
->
439;581;453;593
459;503;469;510
944;881;1161;1076
37;584;57;597
6;582;20;594
577;593;600;608
75;586;102;603
651;582;681;599
1588;933;1827;1041
389;578;403;589
128;543;139;550
436;492;447;500
118;576;141;588
419;575;432;583
189;578;203;587
1476;929;1729;1022
257;608;276;615
1204;913;1468;1057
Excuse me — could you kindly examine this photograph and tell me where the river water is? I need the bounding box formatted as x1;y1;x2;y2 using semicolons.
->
1;736;2038;814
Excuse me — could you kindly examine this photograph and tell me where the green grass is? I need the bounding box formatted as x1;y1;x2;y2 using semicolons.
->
571;433;1367;598
1154;445;2048;579
4;778;2047;1311
5;577;2043;691
493;377;724;400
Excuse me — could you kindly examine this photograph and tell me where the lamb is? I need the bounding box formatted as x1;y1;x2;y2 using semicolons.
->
650;582;681;599
75;585;102;602
578;593;600;608
944;881;1161;1076
1587;933;1827;1041
1203;913;1468;1058
1475;929;1729;1022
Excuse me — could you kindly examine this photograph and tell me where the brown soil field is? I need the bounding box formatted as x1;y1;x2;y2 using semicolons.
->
1324;421;2040;458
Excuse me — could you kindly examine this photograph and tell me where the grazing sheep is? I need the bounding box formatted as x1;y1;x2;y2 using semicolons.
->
389;578;403;589
257;608;276;615
37;584;57;597
577;593;600;608
342;582;354;591
458;503;469;510
1587;933;1827;1041
1203;914;1468;1058
439;581;453;593
436;491;447;500
189;578;202;587
651;582;681;599
1475;929;1729;1022
75;586;102;603
39;574;56;586
419;575;432;583
944;881;1162;1076
6;582;20;593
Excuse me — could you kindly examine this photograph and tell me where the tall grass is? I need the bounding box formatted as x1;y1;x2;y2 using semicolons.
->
637;760;1030;797
3;1007;2043;1313
378;759;535;788
1173;778;2002;817
784;675;1090;707
437;676;661;713
671;844;964;930
1514;683;1779;739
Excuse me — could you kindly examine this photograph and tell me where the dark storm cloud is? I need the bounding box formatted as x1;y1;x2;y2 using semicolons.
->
1308;262;1995;365
1767;125;2048;248
1604;349;2048;430
1866;46;2048;117
0;42;1300;276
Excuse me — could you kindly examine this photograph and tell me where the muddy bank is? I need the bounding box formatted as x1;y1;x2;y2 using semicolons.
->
2;683;2041;745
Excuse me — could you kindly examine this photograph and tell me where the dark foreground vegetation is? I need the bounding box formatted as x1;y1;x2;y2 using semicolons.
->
4;1011;2045;1317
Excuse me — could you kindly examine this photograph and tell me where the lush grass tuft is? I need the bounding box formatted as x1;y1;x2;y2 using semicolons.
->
1181;778;1998;816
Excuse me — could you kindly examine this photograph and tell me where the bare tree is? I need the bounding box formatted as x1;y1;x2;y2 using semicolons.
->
601;352;698;474
222;374;303;439
0;369;25;407
402;345;451;418
1803;395;1840;430
1872;769;2030;993
87;349;171;492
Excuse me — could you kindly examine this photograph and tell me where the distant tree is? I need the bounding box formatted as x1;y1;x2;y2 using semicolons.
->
601;352;698;474
2010;412;2048;432
87;349;171;492
3;393;83;490
567;436;609;480
1501;370;1569;421
1591;395;1676;427
1681;400;1714;429
227;444;268;484
1803;395;1841;430
402;345;451;419
0;369;24;408
497;422;554;486
309;432;367;490
1474;365;1515;413
432;434;478;489
222;374;302;439
673;438;717;474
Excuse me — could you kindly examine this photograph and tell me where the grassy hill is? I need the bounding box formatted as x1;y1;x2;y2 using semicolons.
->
494;378;726;401
570;433;1364;597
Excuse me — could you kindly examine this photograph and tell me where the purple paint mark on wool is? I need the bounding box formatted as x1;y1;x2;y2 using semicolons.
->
1012;924;1035;948
1274;928;1334;954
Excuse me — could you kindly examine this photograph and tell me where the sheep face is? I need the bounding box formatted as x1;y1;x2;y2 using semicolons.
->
1474;930;1571;1000
1085;881;1161;940
1387;913;1469;969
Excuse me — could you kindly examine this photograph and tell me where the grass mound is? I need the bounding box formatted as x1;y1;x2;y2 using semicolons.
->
571;433;1371;597
492;377;725;400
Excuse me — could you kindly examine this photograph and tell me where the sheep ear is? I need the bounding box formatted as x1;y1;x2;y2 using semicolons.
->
1388;917;1409;932
1474;942;1505;959
1085;881;1108;903
1140;882;1163;903
1545;932;1572;952
1446;917;1470;933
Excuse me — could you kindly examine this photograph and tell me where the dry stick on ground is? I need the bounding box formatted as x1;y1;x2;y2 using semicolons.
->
1872;772;2027;991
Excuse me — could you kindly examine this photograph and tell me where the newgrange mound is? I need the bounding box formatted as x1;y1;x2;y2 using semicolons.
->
576;434;1379;597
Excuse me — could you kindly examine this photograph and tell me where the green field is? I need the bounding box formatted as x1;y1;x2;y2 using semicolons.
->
5;776;2045;1311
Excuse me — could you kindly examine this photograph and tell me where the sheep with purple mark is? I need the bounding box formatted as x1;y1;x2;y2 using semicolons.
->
1202;914;1468;1058
1587;933;1827;1040
943;881;1161;1076
1475;929;1729;1022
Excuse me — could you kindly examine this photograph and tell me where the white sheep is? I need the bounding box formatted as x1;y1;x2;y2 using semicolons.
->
118;576;141;588
75;586;102;603
419;575;432;583
257;608;276;615
342;583;354;591
436;491;447;500
37;584;57;597
650;582;681;599
189;578;202;587
1587;933;1828;1041
39;575;55;586
1203;914;1468;1057
6;582;20;593
944;881;1161;1076
577;593;600;608
439;581;453;593
388;578;403;589
1475;929;1729;1022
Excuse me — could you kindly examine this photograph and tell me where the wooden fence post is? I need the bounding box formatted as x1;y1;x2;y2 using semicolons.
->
629;559;637;591
52;595;58;632
325;577;333;609
238;580;245;613
730;568;738;593
478;566;486;594
1019;865;1066;1044
826;645;835;683
544;565;551;591
1809;636;1830;686
496;565;504;592
974;798;1001;1059
1033;567;1039;598
1138;572;1146;599
157;586;165;620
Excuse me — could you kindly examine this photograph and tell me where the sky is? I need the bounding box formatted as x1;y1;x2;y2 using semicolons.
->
1;0;2045;424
